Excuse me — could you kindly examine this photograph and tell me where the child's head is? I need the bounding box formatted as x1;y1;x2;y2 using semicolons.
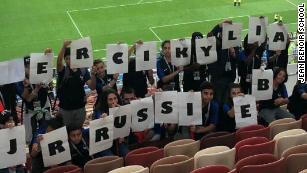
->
120;87;136;105
94;59;105;78
228;83;242;99
0;111;16;129
45;116;64;133
200;81;214;105
273;68;288;84
67;125;83;145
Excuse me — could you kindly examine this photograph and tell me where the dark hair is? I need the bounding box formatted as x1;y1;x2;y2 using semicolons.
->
67;125;82;134
200;81;214;92
273;68;288;83
46;116;64;130
121;87;135;96
161;40;170;48
227;83;242;105
95;88;122;114
94;59;104;66
24;56;30;67
64;47;71;58
0;111;15;125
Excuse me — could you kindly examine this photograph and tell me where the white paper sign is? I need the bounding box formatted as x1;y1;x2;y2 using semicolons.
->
0;126;26;169
155;91;178;124
135;41;157;71
109;105;132;139
195;37;217;65
131;97;154;132
0;59;25;85
252;69;273;101
248;17;268;44
29;53;53;84
268;23;288;50
171;39;191;66
222;23;242;49
178;92;202;126
234;95;258;128
41;127;71;167
89;116;114;155
107;44;129;74
70;37;93;68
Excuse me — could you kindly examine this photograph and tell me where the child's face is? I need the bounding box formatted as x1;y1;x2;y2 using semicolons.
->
4;117;15;128
69;129;82;144
107;93;118;108
202;89;214;105
230;87;241;98
96;62;105;77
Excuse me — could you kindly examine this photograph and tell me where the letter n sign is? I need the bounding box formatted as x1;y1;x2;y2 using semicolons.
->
70;37;93;69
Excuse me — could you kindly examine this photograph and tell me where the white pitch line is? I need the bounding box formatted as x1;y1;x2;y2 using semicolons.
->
150;15;249;29
66;11;83;38
285;0;297;8
68;0;172;13
137;0;144;4
149;27;162;42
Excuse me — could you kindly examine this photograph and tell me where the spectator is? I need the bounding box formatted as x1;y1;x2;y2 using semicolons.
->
120;87;155;143
238;34;264;94
67;125;113;168
218;83;243;132
30;116;64;173
93;59;118;107
0;83;18;123
0;111;25;173
94;88;129;157
156;40;183;92
259;68;294;123
190;81;219;140
207;20;239;103
288;81;307;119
17;52;52;144
56;41;96;127
183;32;208;92
123;41;155;98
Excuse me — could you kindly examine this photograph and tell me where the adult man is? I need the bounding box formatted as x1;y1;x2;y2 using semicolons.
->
56;40;96;127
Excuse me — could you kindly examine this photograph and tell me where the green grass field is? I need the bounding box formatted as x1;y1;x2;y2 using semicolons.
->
0;0;305;61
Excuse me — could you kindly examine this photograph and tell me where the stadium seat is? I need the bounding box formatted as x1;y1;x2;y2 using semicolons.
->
235;154;285;173
200;132;235;149
194;146;235;169
190;165;230;173
269;119;302;139
235;126;270;142
164;139;200;158
84;156;124;173
44;165;81;173
125;146;164;167
269;118;296;127
235;137;274;161
150;155;194;173
300;169;307;173
281;144;307;173
108;165;146;173
273;129;307;158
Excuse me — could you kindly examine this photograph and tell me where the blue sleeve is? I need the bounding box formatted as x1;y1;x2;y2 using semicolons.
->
16;81;24;96
209;101;219;126
281;84;288;98
156;59;165;79
83;68;91;82
297;84;307;96
223;104;231;113
239;50;247;61
94;111;101;119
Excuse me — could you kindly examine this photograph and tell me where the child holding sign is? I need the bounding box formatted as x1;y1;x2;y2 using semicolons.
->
190;82;219;140
0;111;25;173
259;68;294;123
